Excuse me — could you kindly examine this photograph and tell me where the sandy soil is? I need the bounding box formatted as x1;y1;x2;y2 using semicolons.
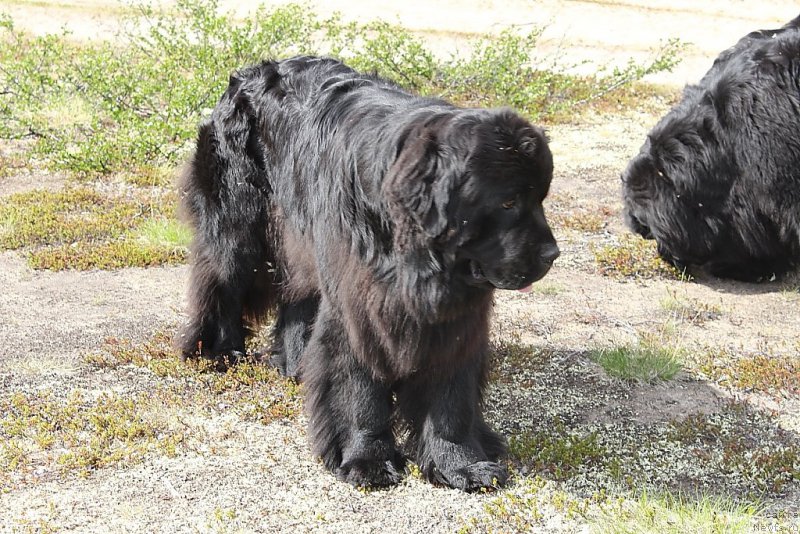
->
2;1;800;532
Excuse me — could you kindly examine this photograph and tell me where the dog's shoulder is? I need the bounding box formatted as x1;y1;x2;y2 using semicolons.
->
707;19;800;83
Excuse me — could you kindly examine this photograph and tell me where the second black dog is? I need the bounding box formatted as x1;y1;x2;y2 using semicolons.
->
623;15;800;281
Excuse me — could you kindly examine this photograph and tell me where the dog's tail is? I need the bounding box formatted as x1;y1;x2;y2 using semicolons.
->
177;62;284;359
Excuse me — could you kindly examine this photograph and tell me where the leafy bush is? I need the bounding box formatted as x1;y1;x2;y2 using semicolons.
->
0;0;684;176
0;1;683;270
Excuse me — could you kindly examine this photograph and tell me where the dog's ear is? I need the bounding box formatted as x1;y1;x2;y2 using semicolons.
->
516;133;539;158
622;149;664;198
382;122;456;245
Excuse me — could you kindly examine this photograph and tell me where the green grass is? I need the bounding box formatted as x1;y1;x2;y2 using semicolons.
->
593;491;761;534
467;484;779;534
589;344;682;383
464;477;615;532
133;217;192;248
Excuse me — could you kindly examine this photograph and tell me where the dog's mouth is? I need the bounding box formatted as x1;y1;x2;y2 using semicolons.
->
468;260;546;292
469;260;488;284
626;212;654;240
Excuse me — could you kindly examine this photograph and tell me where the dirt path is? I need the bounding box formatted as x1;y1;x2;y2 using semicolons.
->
2;1;800;532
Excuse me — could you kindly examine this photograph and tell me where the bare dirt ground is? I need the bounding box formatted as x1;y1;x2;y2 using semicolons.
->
2;1;800;532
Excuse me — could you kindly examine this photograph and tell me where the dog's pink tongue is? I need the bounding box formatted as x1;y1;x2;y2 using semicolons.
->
517;285;533;293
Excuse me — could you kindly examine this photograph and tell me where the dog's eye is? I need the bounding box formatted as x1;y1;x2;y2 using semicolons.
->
502;199;516;209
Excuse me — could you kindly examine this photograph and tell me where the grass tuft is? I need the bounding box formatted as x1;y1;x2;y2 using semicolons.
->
594;491;761;534
132;217;192;249
589;344;682;383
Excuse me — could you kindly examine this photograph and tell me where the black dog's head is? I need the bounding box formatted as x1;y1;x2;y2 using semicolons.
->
622;130;734;274
621;18;800;282
384;108;558;291
622;113;792;282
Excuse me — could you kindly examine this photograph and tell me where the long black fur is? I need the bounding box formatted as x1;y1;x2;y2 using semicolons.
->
622;15;800;281
178;56;559;490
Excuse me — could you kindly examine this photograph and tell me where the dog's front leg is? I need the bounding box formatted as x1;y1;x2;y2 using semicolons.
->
303;299;404;488
404;355;508;491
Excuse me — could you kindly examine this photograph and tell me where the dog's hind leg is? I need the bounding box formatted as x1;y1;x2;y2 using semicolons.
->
269;296;320;379
180;226;274;365
178;82;277;365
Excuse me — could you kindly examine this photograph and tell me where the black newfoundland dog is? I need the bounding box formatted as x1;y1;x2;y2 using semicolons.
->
178;56;559;490
622;15;800;281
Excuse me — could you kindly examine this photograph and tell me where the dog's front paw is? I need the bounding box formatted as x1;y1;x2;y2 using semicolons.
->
336;458;404;488
428;460;508;492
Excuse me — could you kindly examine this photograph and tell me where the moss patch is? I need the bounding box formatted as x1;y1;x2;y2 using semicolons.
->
85;333;302;426
0;390;183;488
0;187;189;270
551;206;614;234
593;235;689;280
699;351;800;395
510;423;610;482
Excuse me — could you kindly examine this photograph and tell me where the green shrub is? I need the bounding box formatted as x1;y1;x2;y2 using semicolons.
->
0;1;684;176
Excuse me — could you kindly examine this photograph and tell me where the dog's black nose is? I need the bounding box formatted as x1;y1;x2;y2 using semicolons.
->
539;243;560;264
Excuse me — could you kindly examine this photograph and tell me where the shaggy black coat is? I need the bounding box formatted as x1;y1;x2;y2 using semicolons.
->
622;15;800;281
178;56;559;491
